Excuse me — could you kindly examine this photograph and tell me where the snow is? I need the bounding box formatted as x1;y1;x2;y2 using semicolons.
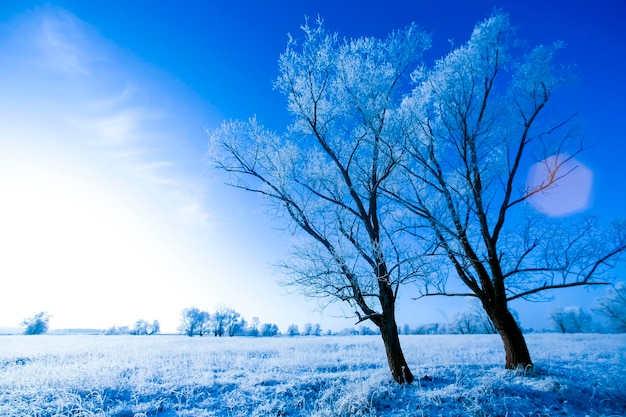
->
0;333;624;416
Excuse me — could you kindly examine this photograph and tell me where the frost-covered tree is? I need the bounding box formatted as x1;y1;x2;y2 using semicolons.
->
209;19;431;383
211;307;243;337
389;12;626;370
21;311;51;335
260;323;280;337
448;301;500;335
178;307;210;337
286;324;300;337
302;322;321;336
103;325;130;335
146;320;160;335
247;317;260;337
130;319;149;335
130;319;160;335
549;306;593;333
592;282;626;332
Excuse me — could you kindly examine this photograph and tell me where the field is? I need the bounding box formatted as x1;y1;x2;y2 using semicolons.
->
1;334;624;416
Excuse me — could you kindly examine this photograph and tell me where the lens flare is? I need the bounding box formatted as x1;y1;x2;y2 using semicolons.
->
526;155;593;217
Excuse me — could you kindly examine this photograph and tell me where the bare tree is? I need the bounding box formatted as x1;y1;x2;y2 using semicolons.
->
388;12;626;370
130;319;160;335
549;306;593;333
448;301;498;334
212;306;242;337
178;307;210;337
247;317;260;337
592;282;626;332
131;319;149;335
210;19;431;383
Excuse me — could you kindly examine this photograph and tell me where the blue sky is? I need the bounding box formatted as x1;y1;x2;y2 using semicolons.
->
0;0;624;333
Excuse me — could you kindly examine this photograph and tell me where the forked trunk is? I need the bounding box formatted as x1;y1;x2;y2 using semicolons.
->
379;318;414;384
489;308;533;370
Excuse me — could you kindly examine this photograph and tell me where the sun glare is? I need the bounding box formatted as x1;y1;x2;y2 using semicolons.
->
0;151;179;328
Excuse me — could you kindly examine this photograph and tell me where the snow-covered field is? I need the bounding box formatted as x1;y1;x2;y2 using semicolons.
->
1;334;624;416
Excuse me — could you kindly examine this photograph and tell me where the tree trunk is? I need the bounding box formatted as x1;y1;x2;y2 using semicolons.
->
489;308;533;370
379;317;414;384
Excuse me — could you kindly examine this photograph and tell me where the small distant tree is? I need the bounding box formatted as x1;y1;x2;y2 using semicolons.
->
549;306;593;333
449;310;478;335
593;282;626;332
178;307;210;337
337;327;359;336
449;301;498;334
146;320;160;335
287;324;300;337
103;326;130;335
260;323;280;337
130;319;148;335
212;306;242;337
246;317;260;337
21;312;51;335
301;322;322;336
130;319;160;335
414;323;441;335
359;325;378;335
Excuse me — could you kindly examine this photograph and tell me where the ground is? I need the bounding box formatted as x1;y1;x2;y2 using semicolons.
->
1;333;624;416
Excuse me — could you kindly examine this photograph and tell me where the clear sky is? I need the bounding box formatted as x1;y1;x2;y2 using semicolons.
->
0;0;624;333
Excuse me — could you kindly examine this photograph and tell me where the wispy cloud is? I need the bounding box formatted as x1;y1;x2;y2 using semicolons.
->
36;10;97;76
132;161;178;185
1;6;211;225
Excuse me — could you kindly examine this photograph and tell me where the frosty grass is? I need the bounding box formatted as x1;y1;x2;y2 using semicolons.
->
1;333;624;416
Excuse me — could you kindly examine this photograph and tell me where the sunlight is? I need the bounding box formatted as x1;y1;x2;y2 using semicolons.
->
526;155;594;217
0;153;176;327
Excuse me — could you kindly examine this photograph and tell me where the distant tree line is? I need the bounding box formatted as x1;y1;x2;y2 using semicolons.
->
178;306;280;338
546;283;626;333
398;284;626;335
103;319;161;336
20;282;624;337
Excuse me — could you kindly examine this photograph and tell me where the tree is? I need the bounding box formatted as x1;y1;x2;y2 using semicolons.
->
388;12;626;369
21;311;51;335
549;306;593;333
130;319;160;335
130;319;149;335
210;18;431;384
260;323;280;337
178;307;210;337
592;282;626;332
287;324;300;337
449;310;479;335
211;306;242;337
247;317;260;337
103;326;130;335
146;320;160;335
448;300;498;335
